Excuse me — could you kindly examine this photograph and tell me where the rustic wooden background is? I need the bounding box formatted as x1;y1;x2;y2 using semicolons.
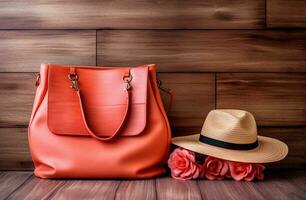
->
0;0;305;170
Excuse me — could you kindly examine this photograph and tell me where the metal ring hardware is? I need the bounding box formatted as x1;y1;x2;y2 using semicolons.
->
68;74;79;91
35;73;40;87
123;72;133;91
68;71;133;91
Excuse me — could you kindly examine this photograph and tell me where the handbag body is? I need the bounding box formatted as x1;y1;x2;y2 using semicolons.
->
28;64;171;178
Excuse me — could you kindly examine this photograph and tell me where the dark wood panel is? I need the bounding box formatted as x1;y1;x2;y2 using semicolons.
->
156;177;202;200
50;180;120;200
115;180;156;200
159;73;215;128
0;0;264;29
0;172;32;199
97;30;306;72
267;0;306;28
7;176;64;200
0;74;36;127
258;127;306;169
217;73;306;126
0;128;33;170
0;31;96;72
0;73;215;128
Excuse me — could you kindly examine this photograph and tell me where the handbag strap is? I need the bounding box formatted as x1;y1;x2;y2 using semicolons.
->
77;90;131;141
69;67;132;141
157;79;174;113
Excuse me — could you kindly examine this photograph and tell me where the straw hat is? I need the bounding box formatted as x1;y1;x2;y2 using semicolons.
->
172;109;288;163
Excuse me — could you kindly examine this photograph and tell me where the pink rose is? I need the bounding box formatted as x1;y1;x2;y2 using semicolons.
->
255;164;265;180
244;166;257;181
225;168;232;179
168;148;202;180
228;161;265;181
229;161;253;181
203;156;229;180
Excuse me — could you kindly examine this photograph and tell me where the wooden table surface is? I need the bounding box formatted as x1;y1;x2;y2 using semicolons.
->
0;170;305;200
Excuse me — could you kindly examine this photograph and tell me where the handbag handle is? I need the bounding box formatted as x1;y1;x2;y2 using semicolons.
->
69;68;132;141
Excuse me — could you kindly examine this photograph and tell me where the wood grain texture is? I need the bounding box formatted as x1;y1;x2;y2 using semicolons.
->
198;171;306;200
259;127;306;169
171;127;203;137
0;0;264;29
0;128;33;170
198;180;265;200
97;30;306;72
7;176;64;200
0;73;36;127
115;180;156;200
267;0;306;28
0;73;215;128
251;170;306;199
0;31;96;72
217;73;306;126
50;180;120;200
0;172;32;199
159;73;215;128
1;171;305;200
156;177;202;200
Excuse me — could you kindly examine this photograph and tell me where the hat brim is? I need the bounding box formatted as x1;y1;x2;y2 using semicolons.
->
172;134;288;163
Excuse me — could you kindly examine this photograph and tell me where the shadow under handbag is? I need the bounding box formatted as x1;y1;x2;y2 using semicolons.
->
28;64;172;178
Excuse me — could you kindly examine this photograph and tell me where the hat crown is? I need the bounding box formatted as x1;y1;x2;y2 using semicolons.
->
201;109;257;144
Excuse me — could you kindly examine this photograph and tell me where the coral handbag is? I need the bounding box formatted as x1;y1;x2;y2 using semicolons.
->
28;64;171;178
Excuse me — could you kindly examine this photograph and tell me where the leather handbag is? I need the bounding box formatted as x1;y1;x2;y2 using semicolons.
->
28;64;172;178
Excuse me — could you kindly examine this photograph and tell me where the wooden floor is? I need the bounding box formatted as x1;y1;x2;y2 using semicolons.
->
0;170;305;200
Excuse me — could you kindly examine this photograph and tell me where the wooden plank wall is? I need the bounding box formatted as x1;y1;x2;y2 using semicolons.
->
0;0;305;170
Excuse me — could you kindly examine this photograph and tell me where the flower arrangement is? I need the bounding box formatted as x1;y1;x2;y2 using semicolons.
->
168;148;265;181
